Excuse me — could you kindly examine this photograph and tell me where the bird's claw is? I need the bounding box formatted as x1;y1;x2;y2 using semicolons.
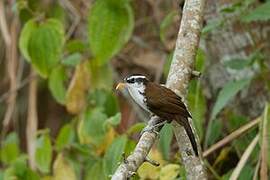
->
140;125;159;136
140;120;167;136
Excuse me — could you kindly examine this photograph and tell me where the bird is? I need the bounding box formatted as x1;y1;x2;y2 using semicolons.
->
116;74;198;156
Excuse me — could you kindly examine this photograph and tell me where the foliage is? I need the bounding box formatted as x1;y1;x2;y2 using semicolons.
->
1;0;270;179
241;1;270;22
88;0;134;65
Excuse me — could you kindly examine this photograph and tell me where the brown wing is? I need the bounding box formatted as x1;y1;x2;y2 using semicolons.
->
145;82;191;120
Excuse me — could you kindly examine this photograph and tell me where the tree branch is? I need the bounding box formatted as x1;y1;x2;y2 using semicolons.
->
112;0;206;179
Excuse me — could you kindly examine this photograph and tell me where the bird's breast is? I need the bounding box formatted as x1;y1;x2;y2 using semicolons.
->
128;87;149;112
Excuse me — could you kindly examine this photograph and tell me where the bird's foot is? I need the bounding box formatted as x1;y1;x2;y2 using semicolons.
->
140;120;167;136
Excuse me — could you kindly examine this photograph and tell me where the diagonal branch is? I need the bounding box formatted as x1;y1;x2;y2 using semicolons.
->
112;0;206;179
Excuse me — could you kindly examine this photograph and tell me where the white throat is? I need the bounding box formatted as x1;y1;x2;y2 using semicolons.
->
127;85;148;112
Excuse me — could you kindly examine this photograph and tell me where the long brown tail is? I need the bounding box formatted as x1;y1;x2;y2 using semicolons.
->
175;116;198;156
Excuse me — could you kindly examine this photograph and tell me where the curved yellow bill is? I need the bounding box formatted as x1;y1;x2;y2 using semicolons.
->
116;83;126;90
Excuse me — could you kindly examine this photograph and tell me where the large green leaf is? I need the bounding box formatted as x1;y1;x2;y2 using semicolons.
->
88;0;134;65
28;19;64;77
103;135;127;176
188;80;206;139
77;108;108;146
222;164;254;180
241;1;270;22
55;124;75;151
88;89;119;117
158;124;173;160
19;19;38;62
89;62;114;90
35;132;52;174
211;78;251;120
0;133;20;165
10;156;40;180
48;66;67;104
85;160;106;180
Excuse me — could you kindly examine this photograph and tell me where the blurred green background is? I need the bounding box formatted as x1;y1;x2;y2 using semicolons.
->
0;0;270;179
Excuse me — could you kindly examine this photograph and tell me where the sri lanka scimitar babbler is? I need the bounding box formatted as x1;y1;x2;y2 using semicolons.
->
116;74;198;156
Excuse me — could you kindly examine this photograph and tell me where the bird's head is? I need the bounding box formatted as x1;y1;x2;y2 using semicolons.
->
116;74;149;92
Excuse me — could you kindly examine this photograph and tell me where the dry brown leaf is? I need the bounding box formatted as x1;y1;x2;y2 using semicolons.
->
66;61;90;114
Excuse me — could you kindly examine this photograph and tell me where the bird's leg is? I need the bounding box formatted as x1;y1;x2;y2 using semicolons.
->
141;120;167;135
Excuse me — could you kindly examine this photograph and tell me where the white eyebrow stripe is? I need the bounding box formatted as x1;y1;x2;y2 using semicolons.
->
127;75;146;80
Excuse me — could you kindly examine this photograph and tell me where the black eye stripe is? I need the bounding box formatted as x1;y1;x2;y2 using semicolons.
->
127;78;134;83
125;76;148;84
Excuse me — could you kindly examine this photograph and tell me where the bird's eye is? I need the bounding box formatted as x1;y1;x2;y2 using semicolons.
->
127;78;135;83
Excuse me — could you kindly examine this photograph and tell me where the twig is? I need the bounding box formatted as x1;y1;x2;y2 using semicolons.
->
0;74;36;103
112;116;161;180
112;0;207;179
26;70;38;170
2;17;18;130
230;134;259;180
59;0;80;39
191;70;201;78
145;156;160;166
0;1;11;46
203;117;260;157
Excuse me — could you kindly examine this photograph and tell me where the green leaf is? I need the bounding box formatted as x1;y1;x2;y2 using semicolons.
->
55;124;75;151
158;124;173;160
163;52;173;77
241;2;270;22
211;79;251;120
62;53;82;67
0;132;20;165
88;0;134;65
229;114;258;161
19;19;38;62
89;62;114;90
160;11;178;43
188;80;206;139
35;132;52;174
3;167;16;180
238;165;254;180
103;136;127;176
47;2;66;23
223;165;255;180
195;48;206;72
11;156;40;180
260;103;270;169
223;58;252;70
202;20;223;35
0;170;3;180
28;18;64;77
78;108;108;146
89;89;120;116
206;119;222;146
65;39;88;53
105;113;121;127
85;160;106;180
126;122;146;135
48;66;67;104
